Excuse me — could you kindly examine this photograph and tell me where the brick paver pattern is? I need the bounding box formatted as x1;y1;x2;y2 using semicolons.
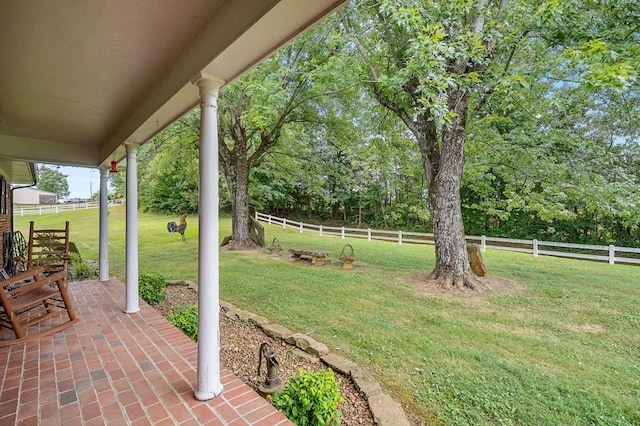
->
0;278;292;425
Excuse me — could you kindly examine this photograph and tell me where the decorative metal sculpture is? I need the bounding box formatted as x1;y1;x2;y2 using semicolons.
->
257;342;284;394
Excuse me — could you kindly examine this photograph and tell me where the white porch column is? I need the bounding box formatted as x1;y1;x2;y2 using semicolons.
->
125;143;140;313
194;75;224;400
98;167;110;282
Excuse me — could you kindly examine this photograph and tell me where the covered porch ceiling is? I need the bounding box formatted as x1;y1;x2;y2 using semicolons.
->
0;0;346;184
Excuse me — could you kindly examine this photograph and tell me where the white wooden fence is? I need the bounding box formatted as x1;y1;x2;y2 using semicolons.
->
14;201;101;216
255;212;640;266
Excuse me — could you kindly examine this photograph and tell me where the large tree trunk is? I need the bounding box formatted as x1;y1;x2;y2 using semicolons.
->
222;129;258;251
415;88;483;290
227;160;257;250
339;3;502;292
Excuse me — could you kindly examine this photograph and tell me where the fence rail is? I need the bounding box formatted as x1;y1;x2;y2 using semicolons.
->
255;212;640;266
14;202;102;216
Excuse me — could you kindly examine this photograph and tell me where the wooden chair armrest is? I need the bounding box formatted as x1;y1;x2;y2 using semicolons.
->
1;267;44;290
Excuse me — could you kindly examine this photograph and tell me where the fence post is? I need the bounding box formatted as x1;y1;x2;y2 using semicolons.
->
367;228;371;242
72;204;75;211
533;239;538;257
341;227;345;239
299;222;303;233
268;215;272;225
319;225;323;236
282;218;286;229
39;207;42;215
56;205;59;213
20;208;24;217
481;235;486;252
398;230;403;244
255;211;258;221
609;245;615;265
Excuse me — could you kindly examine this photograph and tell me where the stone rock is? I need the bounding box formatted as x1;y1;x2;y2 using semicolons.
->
285;332;305;345
224;309;241;320
248;315;270;327
321;352;359;376
294;335;329;357
219;300;237;311
236;309;256;322
368;394;411;426
467;243;487;277
261;323;293;340
351;368;382;397
292;348;320;363
69;241;81;258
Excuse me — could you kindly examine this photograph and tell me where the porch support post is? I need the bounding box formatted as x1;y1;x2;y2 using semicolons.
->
125;143;140;313
98;167;109;282
194;75;224;400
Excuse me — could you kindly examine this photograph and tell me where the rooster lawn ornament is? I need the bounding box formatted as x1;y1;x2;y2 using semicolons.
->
167;211;188;243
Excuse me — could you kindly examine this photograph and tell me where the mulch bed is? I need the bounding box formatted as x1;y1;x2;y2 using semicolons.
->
155;283;374;425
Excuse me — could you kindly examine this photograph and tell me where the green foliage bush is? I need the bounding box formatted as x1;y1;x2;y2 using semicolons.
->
66;249;95;280
168;305;198;341
139;272;166;305
68;252;82;265
272;368;343;426
71;262;96;280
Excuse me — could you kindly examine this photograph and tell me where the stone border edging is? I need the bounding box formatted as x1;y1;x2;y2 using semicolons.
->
168;280;410;425
221;300;410;426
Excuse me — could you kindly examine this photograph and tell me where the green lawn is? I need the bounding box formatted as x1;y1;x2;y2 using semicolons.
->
15;207;640;425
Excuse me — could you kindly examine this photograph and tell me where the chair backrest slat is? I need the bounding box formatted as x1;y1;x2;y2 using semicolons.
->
26;221;70;276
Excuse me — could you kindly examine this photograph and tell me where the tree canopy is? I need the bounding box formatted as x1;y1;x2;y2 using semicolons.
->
37;165;70;198
132;0;639;250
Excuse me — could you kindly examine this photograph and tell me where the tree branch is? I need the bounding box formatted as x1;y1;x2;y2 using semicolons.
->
472;0;489;34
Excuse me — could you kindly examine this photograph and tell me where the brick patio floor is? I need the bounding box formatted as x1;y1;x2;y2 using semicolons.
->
0;278;292;425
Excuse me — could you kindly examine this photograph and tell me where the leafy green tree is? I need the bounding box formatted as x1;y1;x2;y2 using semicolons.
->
37;165;70;198
218;24;346;249
138;111;200;214
339;0;639;289
108;168;125;200
461;0;640;245
340;0;520;290
465;79;640;245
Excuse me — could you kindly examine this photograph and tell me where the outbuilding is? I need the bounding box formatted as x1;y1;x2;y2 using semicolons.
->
12;187;57;205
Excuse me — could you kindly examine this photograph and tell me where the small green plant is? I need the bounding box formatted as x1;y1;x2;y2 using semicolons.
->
68;252;82;265
139;272;166;305
168;305;198;341
71;261;96;280
272;368;343;426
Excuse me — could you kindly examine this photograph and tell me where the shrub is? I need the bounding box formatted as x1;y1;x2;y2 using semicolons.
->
71;261;96;280
68;252;82;265
139;272;166;305
272;368;343;426
168;305;198;341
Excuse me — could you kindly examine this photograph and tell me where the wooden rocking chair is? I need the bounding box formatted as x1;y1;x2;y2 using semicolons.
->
16;221;71;275
0;221;78;346
0;268;78;346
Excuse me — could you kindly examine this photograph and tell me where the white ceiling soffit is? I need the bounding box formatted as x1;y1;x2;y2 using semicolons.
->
0;159;36;185
0;0;346;172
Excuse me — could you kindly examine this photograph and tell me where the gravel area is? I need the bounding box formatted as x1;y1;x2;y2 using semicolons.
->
155;283;374;425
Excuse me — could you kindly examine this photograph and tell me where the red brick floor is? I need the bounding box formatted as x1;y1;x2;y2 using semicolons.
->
0;278;292;425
